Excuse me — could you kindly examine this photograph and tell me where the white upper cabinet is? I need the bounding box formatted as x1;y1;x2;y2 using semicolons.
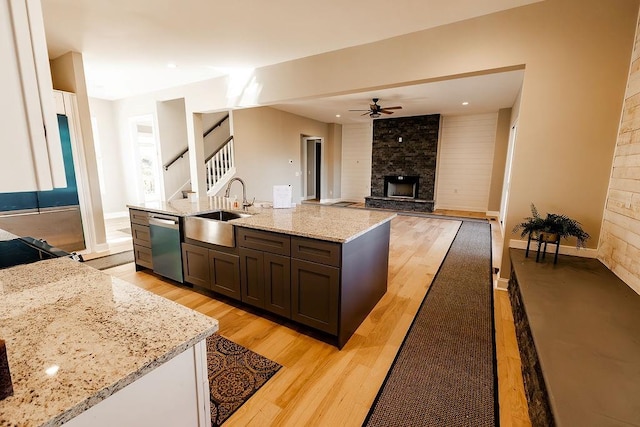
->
0;0;65;192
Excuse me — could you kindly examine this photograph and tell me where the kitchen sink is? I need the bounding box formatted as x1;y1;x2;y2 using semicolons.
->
183;210;251;247
195;211;251;221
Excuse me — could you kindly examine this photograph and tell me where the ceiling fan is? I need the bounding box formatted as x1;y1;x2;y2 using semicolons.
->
349;98;402;118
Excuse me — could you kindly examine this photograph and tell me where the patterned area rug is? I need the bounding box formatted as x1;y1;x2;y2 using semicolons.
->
364;221;496;426
332;201;356;207
207;334;281;426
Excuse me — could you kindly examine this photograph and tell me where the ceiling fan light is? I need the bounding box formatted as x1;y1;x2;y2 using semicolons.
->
371;113;381;118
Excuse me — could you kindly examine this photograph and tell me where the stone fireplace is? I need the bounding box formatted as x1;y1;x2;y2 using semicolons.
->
365;114;439;212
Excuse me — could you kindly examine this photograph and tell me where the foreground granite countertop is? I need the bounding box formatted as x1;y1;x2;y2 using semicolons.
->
128;197;396;243
0;258;219;427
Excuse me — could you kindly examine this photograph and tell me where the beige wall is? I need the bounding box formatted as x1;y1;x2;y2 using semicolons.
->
228;107;331;203
112;0;638;278
156;98;189;200
487;108;512;212
87;97;127;214
599;16;640;294
50;52;107;247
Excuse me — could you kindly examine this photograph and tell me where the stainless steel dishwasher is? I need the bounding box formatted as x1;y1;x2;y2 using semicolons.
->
148;213;184;283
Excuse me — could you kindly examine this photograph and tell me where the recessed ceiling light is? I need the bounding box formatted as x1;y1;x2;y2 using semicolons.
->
335;114;341;118
462;101;469;106
167;63;177;69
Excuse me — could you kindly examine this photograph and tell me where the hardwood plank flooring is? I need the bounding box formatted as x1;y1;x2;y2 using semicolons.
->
106;215;530;426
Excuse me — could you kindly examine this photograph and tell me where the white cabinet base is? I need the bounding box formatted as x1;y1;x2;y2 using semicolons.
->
63;340;211;427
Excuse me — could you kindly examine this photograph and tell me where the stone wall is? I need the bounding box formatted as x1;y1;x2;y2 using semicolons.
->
370;115;440;201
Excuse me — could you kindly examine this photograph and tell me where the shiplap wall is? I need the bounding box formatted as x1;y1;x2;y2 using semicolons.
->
435;113;498;211
598;17;640;295
341;122;372;201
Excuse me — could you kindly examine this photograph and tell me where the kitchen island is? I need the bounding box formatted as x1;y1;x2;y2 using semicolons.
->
128;198;396;347
0;255;218;426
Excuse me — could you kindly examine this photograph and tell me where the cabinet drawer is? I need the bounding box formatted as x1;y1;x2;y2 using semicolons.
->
134;244;153;269
129;209;149;226
292;237;341;267
132;224;151;246
236;228;290;256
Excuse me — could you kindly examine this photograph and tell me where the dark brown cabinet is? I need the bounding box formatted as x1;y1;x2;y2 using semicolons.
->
210;250;241;299
130;209;153;270
182;242;209;288
291;258;339;334
238;229;291;317
181;241;241;300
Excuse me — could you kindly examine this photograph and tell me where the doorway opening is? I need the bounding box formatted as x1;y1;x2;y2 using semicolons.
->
301;136;323;201
130;115;163;204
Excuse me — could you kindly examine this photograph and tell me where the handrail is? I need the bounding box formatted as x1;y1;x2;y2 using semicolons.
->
203;114;229;139
163;114;230;171
205;135;234;163
164;147;189;171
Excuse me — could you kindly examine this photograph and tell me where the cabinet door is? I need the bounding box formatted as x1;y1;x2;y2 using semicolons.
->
210;250;241;300
264;253;291;317
291;259;339;334
0;0;65;192
182;243;210;288
239;248;264;309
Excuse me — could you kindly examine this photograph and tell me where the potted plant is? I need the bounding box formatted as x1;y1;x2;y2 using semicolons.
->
513;204;590;263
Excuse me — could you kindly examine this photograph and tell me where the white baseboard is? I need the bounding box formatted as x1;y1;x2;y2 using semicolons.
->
104;211;129;219
495;277;509;290
508;239;598;258
320;198;341;204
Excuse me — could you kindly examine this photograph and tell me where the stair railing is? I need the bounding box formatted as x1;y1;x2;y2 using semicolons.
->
164;114;230;171
205;136;235;193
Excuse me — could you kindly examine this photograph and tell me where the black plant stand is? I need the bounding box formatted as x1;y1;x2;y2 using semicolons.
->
525;232;560;264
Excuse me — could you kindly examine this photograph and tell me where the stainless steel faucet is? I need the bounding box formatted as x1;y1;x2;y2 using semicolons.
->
224;177;253;208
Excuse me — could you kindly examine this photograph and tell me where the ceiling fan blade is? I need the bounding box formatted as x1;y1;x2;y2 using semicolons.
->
361;112;371;116
383;106;402;110
380;110;395;114
349;109;371;112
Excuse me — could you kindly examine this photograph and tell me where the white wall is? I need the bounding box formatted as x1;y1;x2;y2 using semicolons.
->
202;111;230;157
157;98;189;200
228;107;330;203
435;113;498;211
88;97;127;214
340;123;372;201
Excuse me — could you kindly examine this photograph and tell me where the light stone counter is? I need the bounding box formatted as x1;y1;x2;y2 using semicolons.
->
0;257;218;426
128;197;396;243
0;228;18;241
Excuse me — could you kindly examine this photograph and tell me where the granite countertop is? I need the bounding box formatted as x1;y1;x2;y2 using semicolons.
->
0;229;19;242
0;257;219;427
128;197;396;243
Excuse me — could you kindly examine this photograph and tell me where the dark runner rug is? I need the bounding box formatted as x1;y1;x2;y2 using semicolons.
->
83;250;134;270
207;334;281;426
364;221;496;427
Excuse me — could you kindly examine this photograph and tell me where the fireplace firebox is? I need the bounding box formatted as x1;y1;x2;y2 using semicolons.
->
384;176;419;199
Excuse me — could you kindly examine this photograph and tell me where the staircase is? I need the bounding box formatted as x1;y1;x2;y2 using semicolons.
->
164;113;236;199
205;136;235;195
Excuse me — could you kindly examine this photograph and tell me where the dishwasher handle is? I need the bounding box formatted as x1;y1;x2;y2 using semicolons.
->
149;215;180;229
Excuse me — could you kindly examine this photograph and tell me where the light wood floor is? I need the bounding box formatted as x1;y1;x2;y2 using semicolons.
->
105;215;529;426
